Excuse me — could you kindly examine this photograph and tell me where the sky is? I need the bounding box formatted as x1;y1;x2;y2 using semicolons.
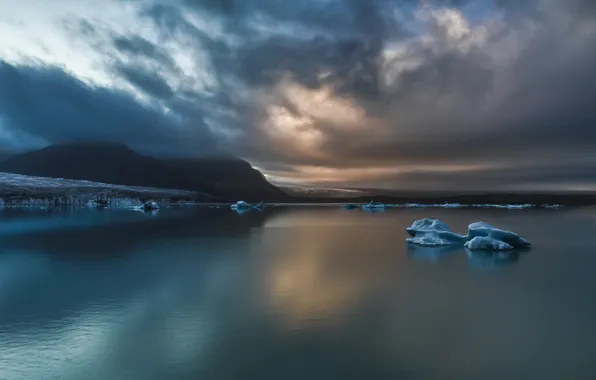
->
0;0;594;191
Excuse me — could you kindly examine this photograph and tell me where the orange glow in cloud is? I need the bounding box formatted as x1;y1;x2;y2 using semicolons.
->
263;163;496;187
262;79;386;162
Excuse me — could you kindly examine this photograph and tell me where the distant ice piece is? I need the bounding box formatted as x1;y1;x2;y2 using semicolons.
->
467;221;531;248
464;236;514;251
541;204;563;209
406;218;467;246
362;200;385;210
130;201;160;212
142;201;160;211
402;203;535;209
231;201;251;210
231;201;264;211
86;199;109;208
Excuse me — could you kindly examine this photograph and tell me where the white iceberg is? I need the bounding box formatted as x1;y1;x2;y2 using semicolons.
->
406;218;530;251
407;235;461;246
406;218;452;234
406;218;467;246
467;221;531;248
464;236;514;251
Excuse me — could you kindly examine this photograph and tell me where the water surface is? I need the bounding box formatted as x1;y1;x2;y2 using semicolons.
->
1;207;595;379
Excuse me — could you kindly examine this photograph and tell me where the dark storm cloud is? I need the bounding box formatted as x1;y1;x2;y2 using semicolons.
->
379;159;596;191
113;63;174;99
0;60;216;154
1;0;594;189
62;19;185;101
105;0;596;188
214;0;594;176
180;0;400;39
112;35;177;71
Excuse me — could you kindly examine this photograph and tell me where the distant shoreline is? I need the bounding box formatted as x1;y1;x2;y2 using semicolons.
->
0;171;595;207
0;201;573;211
0;193;591;208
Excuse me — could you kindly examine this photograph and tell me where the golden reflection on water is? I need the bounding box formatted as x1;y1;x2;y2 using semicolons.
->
255;209;408;329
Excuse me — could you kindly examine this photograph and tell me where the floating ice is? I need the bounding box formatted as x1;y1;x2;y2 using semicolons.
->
541;204;564;209
405;218;530;251
406;218;467;246
400;203;536;209
231;201;251;210
464;236;514;251
130;201;160;212
362;200;386;210
467;221;531;248
353;203;562;209
407;235;461;246
231;201;264;210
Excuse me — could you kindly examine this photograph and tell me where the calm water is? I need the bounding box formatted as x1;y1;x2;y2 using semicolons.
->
1;206;595;380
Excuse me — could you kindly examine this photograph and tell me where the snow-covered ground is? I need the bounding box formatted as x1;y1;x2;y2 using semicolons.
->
0;172;198;205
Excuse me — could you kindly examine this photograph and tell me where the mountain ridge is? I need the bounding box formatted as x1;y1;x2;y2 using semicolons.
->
0;142;287;201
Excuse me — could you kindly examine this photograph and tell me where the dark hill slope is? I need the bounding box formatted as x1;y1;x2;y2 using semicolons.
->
0;142;286;201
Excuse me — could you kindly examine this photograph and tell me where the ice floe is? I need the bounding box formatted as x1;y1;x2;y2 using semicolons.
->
406;218;531;251
467;221;531;248
406;218;467;246
362;200;386;210
231;201;264;210
464;236;514;251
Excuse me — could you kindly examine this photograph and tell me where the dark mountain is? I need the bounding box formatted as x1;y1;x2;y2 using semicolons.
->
163;157;285;200
0;148;22;162
0;142;287;201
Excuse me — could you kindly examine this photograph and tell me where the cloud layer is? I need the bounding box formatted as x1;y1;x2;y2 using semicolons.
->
0;0;594;189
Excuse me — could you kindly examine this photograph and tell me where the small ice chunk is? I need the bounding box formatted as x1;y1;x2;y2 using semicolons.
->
442;203;463;208
541;204;563;209
467;221;531;248
464;236;514;251
231;201;250;210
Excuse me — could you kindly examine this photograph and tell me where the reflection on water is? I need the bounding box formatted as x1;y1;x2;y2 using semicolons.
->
407;241;526;270
0;207;596;379
465;249;521;272
407;243;462;263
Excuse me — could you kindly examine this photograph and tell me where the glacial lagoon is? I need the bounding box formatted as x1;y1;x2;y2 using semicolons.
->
1;206;595;379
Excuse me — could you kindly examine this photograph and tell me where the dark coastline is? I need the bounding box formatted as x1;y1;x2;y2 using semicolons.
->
0;169;594;207
1;191;594;208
